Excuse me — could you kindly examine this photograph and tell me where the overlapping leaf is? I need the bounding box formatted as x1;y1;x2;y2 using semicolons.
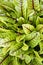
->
0;0;43;65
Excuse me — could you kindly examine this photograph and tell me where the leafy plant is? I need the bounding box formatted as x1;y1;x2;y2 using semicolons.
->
0;0;43;65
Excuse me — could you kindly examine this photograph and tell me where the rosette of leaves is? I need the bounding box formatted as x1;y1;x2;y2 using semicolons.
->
0;0;43;65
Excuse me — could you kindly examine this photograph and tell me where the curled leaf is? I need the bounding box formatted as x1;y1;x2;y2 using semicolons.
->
16;35;25;42
22;43;29;51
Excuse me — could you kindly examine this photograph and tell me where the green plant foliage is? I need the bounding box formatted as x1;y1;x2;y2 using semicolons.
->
0;0;43;65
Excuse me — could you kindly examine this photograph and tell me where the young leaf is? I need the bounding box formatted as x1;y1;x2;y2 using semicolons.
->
22;24;35;34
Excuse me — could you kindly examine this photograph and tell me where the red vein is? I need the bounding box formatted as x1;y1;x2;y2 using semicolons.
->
0;54;9;64
32;0;34;9
24;26;32;32
20;0;23;17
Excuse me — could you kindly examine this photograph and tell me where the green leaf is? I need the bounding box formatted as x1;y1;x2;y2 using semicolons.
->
27;0;33;17
39;41;43;54
22;0;27;19
17;17;25;25
0;55;13;65
0;28;16;47
22;43;29;51
22;24;35;34
9;42;23;56
12;57;20;65
29;32;40;48
16;35;25;42
0;0;15;12
36;24;43;34
24;54;31;64
31;58;43;65
34;0;40;11
25;31;40;48
14;0;22;18
36;16;40;26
